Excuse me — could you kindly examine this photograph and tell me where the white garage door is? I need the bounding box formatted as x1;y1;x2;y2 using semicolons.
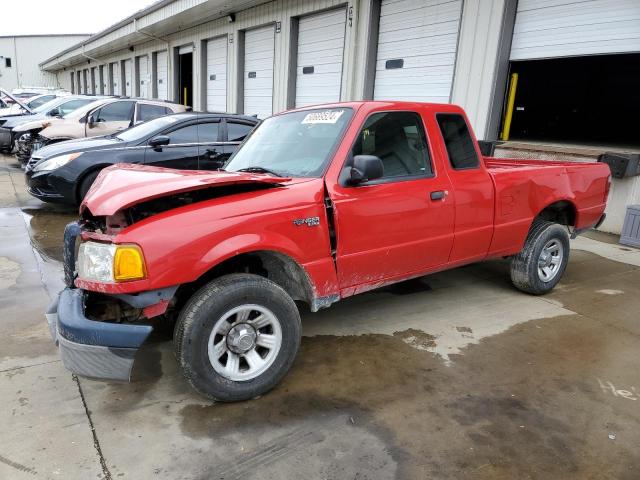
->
373;0;463;103
244;25;275;118
123;59;133;96
111;62;120;95
156;51;168;100
138;56;149;98
91;67;98;93
295;8;347;107
511;0;640;60
206;36;227;112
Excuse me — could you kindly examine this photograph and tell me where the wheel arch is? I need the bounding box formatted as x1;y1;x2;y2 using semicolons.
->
178;249;319;312
534;200;577;227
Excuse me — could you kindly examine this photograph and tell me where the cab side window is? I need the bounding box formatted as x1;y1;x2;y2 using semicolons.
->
436;113;479;170
95;101;135;122
352;111;432;179
167;124;199;144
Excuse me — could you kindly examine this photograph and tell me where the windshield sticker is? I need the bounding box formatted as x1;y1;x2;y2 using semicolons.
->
302;110;345;124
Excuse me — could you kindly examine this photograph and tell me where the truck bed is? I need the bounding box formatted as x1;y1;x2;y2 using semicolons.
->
483;156;610;256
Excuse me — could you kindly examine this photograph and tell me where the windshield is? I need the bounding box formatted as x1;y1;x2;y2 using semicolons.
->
116;115;182;142
224;108;353;178
33;98;63;113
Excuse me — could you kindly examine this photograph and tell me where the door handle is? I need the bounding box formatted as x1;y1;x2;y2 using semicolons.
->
430;190;446;201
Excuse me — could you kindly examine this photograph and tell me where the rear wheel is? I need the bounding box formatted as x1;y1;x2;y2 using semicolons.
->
510;219;570;295
174;274;301;402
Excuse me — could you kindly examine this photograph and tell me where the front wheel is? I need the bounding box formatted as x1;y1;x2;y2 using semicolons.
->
510;219;570;295
77;170;101;204
174;274;301;402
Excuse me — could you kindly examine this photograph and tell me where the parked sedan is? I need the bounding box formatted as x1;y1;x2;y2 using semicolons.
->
0;92;61;117
0;96;96;155
13;97;181;161
26;112;258;205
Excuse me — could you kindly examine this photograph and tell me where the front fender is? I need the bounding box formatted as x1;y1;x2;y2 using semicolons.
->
200;232;307;267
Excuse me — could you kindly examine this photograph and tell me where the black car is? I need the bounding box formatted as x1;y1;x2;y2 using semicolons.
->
26;112;258;206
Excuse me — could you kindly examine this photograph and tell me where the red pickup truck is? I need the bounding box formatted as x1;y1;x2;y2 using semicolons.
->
48;101;610;402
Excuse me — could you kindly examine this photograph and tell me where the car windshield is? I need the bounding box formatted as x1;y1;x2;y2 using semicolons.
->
224;108;353;178
116;115;182;142
33;98;62;113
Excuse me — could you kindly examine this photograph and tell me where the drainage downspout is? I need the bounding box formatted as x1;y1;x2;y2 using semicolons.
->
134;18;172;99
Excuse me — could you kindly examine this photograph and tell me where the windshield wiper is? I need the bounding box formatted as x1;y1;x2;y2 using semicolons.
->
236;166;283;177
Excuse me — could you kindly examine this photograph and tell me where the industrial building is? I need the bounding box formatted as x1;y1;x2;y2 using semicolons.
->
0;34;90;91
38;0;640;233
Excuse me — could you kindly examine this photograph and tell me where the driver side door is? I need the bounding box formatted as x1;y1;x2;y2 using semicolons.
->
144;122;200;170
330;111;455;291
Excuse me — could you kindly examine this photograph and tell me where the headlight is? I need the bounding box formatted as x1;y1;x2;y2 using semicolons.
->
77;242;146;283
33;152;82;172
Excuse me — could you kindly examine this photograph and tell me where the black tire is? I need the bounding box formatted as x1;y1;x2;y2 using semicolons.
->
510;219;570;295
78;170;101;203
174;273;301;402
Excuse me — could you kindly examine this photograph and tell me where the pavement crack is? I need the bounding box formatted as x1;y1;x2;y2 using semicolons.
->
73;374;113;480
0;359;61;374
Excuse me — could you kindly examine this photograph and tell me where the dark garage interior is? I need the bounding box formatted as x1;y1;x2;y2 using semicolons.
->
503;53;640;147
178;51;193;107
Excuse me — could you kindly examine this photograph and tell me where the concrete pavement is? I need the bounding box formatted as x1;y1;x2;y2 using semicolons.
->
1;153;639;479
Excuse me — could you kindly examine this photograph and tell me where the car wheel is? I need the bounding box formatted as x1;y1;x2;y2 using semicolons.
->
510;219;570;295
174;273;301;402
78;170;101;203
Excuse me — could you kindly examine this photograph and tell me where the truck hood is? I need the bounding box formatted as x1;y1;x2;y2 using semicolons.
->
81;164;291;216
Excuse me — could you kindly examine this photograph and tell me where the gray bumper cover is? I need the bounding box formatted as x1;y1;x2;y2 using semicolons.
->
47;288;153;381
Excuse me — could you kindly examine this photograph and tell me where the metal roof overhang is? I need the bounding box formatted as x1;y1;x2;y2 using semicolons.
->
40;0;270;71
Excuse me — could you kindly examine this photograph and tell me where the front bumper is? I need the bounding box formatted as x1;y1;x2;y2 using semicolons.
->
26;169;67;203
47;288;154;381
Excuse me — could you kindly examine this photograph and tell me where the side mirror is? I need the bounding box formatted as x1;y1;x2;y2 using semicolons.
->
148;135;170;148
49;108;61;117
87;114;96;128
349;155;384;185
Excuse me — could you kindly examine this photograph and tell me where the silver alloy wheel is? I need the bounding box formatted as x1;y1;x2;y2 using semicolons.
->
537;239;564;282
207;304;282;382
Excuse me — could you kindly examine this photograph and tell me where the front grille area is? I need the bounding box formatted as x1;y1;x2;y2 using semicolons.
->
26;156;43;171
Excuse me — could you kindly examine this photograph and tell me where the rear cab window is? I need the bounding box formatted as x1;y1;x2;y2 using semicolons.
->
350;111;432;182
436;113;480;170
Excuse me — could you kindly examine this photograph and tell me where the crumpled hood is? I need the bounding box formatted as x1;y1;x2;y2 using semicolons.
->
81;164;290;216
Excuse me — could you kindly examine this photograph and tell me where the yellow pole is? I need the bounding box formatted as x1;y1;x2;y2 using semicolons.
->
500;72;519;141
183;87;187;107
